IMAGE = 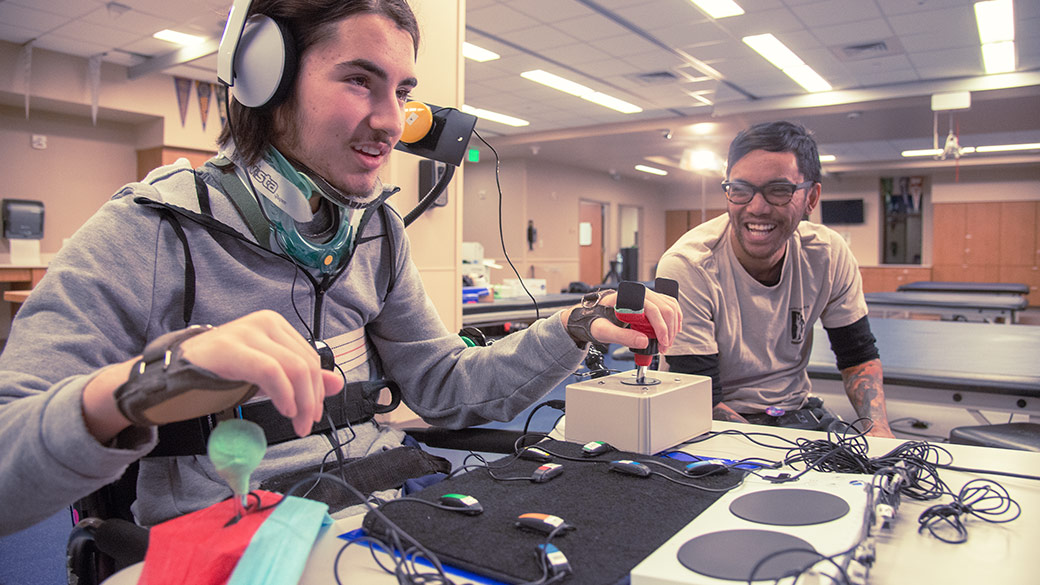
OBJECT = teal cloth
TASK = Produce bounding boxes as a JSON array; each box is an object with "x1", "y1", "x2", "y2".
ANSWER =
[{"x1": 226, "y1": 496, "x2": 333, "y2": 585}]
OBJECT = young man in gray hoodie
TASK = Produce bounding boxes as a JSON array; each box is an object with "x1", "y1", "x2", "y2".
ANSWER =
[{"x1": 0, "y1": 0, "x2": 680, "y2": 536}]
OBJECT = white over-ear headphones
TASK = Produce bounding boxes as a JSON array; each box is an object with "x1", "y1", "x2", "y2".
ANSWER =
[{"x1": 217, "y1": 0, "x2": 297, "y2": 108}]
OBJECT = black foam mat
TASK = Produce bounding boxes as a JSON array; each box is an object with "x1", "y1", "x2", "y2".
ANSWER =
[{"x1": 363, "y1": 439, "x2": 745, "y2": 585}]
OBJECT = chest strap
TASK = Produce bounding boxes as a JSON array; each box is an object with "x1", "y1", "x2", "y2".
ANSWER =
[{"x1": 148, "y1": 379, "x2": 401, "y2": 457}]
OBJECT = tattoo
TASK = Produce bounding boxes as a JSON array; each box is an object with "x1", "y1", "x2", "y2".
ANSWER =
[
  {"x1": 841, "y1": 358, "x2": 890, "y2": 431},
  {"x1": 713, "y1": 404, "x2": 748, "y2": 423}
]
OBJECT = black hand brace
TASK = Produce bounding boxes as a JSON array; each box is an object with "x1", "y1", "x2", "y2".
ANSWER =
[
  {"x1": 565, "y1": 291, "x2": 625, "y2": 347},
  {"x1": 114, "y1": 325, "x2": 258, "y2": 427}
]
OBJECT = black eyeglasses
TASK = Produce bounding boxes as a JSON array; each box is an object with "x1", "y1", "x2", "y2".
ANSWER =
[{"x1": 721, "y1": 180, "x2": 815, "y2": 206}]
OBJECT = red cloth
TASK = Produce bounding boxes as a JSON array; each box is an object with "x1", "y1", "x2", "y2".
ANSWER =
[{"x1": 139, "y1": 490, "x2": 282, "y2": 585}]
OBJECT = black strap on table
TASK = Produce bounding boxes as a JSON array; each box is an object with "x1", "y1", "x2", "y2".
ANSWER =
[{"x1": 148, "y1": 379, "x2": 401, "y2": 457}]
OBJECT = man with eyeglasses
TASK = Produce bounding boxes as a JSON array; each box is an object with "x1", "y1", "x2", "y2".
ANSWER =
[{"x1": 657, "y1": 121, "x2": 894, "y2": 438}]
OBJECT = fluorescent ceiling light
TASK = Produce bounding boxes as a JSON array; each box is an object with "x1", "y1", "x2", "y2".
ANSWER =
[
  {"x1": 896, "y1": 141, "x2": 1040, "y2": 158},
  {"x1": 689, "y1": 0, "x2": 744, "y2": 19},
  {"x1": 981, "y1": 41, "x2": 1016, "y2": 74},
  {"x1": 902, "y1": 147, "x2": 977, "y2": 157},
  {"x1": 521, "y1": 69, "x2": 642, "y2": 114},
  {"x1": 902, "y1": 148, "x2": 942, "y2": 157},
  {"x1": 975, "y1": 142, "x2": 1040, "y2": 153},
  {"x1": 460, "y1": 104, "x2": 529, "y2": 127},
  {"x1": 153, "y1": 29, "x2": 206, "y2": 46},
  {"x1": 742, "y1": 34, "x2": 832, "y2": 92},
  {"x1": 681, "y1": 149, "x2": 721, "y2": 172},
  {"x1": 521, "y1": 70, "x2": 589, "y2": 97},
  {"x1": 785, "y1": 64, "x2": 833, "y2": 93},
  {"x1": 975, "y1": 0, "x2": 1014, "y2": 44},
  {"x1": 582, "y1": 91, "x2": 643, "y2": 114},
  {"x1": 635, "y1": 164, "x2": 668, "y2": 176},
  {"x1": 688, "y1": 93, "x2": 714, "y2": 106},
  {"x1": 819, "y1": 154, "x2": 836, "y2": 162},
  {"x1": 742, "y1": 34, "x2": 802, "y2": 70},
  {"x1": 975, "y1": 0, "x2": 1016, "y2": 74},
  {"x1": 463, "y1": 42, "x2": 500, "y2": 62}
]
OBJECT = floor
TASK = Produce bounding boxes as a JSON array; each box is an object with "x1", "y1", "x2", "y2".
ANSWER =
[{"x1": 2, "y1": 316, "x2": 1036, "y2": 585}]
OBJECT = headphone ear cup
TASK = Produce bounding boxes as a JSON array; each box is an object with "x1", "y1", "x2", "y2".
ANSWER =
[{"x1": 232, "y1": 15, "x2": 297, "y2": 108}]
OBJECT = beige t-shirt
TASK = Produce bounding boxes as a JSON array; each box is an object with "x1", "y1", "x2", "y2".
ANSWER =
[{"x1": 657, "y1": 214, "x2": 867, "y2": 414}]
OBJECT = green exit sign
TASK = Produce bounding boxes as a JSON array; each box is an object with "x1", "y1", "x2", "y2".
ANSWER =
[{"x1": 467, "y1": 148, "x2": 480, "y2": 163}]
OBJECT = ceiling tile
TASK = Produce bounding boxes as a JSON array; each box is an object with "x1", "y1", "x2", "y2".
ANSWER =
[
  {"x1": 887, "y1": 7, "x2": 976, "y2": 38},
  {"x1": 721, "y1": 8, "x2": 803, "y2": 36},
  {"x1": 589, "y1": 32, "x2": 661, "y2": 58},
  {"x1": 910, "y1": 45, "x2": 983, "y2": 78},
  {"x1": 0, "y1": 3, "x2": 72, "y2": 34},
  {"x1": 52, "y1": 19, "x2": 148, "y2": 48},
  {"x1": 551, "y1": 13, "x2": 632, "y2": 42},
  {"x1": 507, "y1": 0, "x2": 594, "y2": 22},
  {"x1": 466, "y1": 5, "x2": 541, "y2": 35},
  {"x1": 498, "y1": 25, "x2": 578, "y2": 52},
  {"x1": 33, "y1": 34, "x2": 110, "y2": 58},
  {"x1": 549, "y1": 42, "x2": 615, "y2": 65},
  {"x1": 789, "y1": 0, "x2": 883, "y2": 27},
  {"x1": 811, "y1": 19, "x2": 894, "y2": 47}
]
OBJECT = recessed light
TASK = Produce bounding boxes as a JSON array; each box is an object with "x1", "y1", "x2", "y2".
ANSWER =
[{"x1": 153, "y1": 29, "x2": 206, "y2": 46}]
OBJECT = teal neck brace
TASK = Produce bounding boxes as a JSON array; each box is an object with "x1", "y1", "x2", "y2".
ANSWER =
[{"x1": 256, "y1": 148, "x2": 356, "y2": 274}]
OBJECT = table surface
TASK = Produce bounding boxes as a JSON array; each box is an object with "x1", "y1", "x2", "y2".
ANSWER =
[
  {"x1": 897, "y1": 281, "x2": 1030, "y2": 295},
  {"x1": 103, "y1": 421, "x2": 1040, "y2": 585},
  {"x1": 3, "y1": 289, "x2": 30, "y2": 303},
  {"x1": 864, "y1": 291, "x2": 1028, "y2": 310},
  {"x1": 808, "y1": 318, "x2": 1040, "y2": 397}
]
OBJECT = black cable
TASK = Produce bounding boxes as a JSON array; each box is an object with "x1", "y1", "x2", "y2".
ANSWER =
[
  {"x1": 522, "y1": 400, "x2": 565, "y2": 437},
  {"x1": 917, "y1": 478, "x2": 1021, "y2": 544},
  {"x1": 933, "y1": 462, "x2": 1040, "y2": 482},
  {"x1": 474, "y1": 129, "x2": 539, "y2": 320},
  {"x1": 280, "y1": 472, "x2": 455, "y2": 585}
]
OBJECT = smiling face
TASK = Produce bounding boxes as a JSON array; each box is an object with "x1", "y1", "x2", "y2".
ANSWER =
[
  {"x1": 272, "y1": 13, "x2": 417, "y2": 200},
  {"x1": 726, "y1": 149, "x2": 820, "y2": 283}
]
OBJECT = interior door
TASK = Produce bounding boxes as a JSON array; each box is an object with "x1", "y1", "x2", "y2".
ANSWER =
[{"x1": 579, "y1": 201, "x2": 605, "y2": 286}]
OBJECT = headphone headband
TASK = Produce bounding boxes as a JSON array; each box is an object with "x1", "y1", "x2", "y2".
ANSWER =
[{"x1": 217, "y1": 0, "x2": 296, "y2": 109}]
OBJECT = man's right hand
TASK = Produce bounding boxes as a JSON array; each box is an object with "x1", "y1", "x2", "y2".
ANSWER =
[{"x1": 83, "y1": 310, "x2": 344, "y2": 444}]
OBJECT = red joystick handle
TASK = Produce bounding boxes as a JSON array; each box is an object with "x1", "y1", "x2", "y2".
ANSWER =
[
  {"x1": 614, "y1": 311, "x2": 657, "y2": 367},
  {"x1": 613, "y1": 279, "x2": 678, "y2": 369}
]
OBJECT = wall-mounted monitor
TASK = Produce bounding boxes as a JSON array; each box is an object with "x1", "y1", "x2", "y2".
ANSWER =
[
  {"x1": 2, "y1": 199, "x2": 45, "y2": 240},
  {"x1": 820, "y1": 199, "x2": 864, "y2": 225}
]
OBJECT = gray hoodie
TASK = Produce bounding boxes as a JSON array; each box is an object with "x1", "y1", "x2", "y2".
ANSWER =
[{"x1": 0, "y1": 159, "x2": 585, "y2": 534}]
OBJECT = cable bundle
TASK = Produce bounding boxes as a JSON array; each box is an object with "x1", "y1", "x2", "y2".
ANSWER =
[{"x1": 917, "y1": 478, "x2": 1021, "y2": 544}]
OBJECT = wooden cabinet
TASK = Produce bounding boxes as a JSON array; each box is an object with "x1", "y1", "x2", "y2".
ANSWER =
[
  {"x1": 859, "y1": 266, "x2": 933, "y2": 293},
  {"x1": 932, "y1": 201, "x2": 1040, "y2": 306},
  {"x1": 664, "y1": 209, "x2": 726, "y2": 250},
  {"x1": 137, "y1": 147, "x2": 217, "y2": 180},
  {"x1": 932, "y1": 202, "x2": 1002, "y2": 267}
]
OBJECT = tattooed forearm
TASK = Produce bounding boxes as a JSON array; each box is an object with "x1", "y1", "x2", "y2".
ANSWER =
[
  {"x1": 840, "y1": 358, "x2": 893, "y2": 437},
  {"x1": 713, "y1": 403, "x2": 749, "y2": 423}
]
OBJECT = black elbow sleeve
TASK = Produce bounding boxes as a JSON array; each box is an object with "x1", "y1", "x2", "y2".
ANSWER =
[
  {"x1": 665, "y1": 354, "x2": 722, "y2": 406},
  {"x1": 825, "y1": 316, "x2": 880, "y2": 370}
]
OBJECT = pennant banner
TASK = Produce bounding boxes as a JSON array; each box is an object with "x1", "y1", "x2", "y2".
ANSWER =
[
  {"x1": 215, "y1": 84, "x2": 228, "y2": 129},
  {"x1": 174, "y1": 76, "x2": 192, "y2": 127},
  {"x1": 87, "y1": 54, "x2": 103, "y2": 126},
  {"x1": 196, "y1": 81, "x2": 212, "y2": 131},
  {"x1": 18, "y1": 40, "x2": 34, "y2": 119}
]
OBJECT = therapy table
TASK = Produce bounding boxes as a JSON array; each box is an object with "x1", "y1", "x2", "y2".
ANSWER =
[
  {"x1": 897, "y1": 280, "x2": 1030, "y2": 296},
  {"x1": 103, "y1": 422, "x2": 1040, "y2": 585},
  {"x1": 809, "y1": 317, "x2": 1040, "y2": 422},
  {"x1": 462, "y1": 292, "x2": 584, "y2": 327},
  {"x1": 864, "y1": 291, "x2": 1028, "y2": 323}
]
